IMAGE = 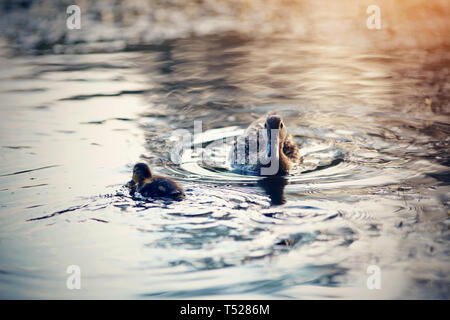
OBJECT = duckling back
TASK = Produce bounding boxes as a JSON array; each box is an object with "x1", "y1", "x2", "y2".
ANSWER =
[{"x1": 137, "y1": 176, "x2": 185, "y2": 200}]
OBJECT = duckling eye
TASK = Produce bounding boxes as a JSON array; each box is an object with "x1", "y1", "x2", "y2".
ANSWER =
[{"x1": 280, "y1": 123, "x2": 284, "y2": 128}]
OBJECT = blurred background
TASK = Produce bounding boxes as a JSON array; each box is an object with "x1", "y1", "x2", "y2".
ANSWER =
[{"x1": 1, "y1": 0, "x2": 449, "y2": 53}]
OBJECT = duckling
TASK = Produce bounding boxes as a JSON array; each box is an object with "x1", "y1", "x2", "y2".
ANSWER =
[
  {"x1": 229, "y1": 111, "x2": 301, "y2": 175},
  {"x1": 127, "y1": 163, "x2": 185, "y2": 200}
]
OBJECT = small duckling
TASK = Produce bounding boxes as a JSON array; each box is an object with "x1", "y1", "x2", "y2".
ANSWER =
[
  {"x1": 127, "y1": 163, "x2": 185, "y2": 200},
  {"x1": 229, "y1": 111, "x2": 302, "y2": 175}
]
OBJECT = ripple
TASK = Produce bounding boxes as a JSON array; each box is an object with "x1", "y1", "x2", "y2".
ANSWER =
[{"x1": 164, "y1": 120, "x2": 431, "y2": 198}]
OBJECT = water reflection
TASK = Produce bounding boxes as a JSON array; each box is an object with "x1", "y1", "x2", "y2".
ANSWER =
[{"x1": 258, "y1": 176, "x2": 288, "y2": 205}]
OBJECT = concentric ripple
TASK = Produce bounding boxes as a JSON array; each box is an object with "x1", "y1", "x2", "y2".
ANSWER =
[{"x1": 163, "y1": 113, "x2": 440, "y2": 196}]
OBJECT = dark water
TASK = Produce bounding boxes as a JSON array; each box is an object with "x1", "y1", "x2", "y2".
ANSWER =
[{"x1": 0, "y1": 2, "x2": 449, "y2": 299}]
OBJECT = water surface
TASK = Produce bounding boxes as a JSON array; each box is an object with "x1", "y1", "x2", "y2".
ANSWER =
[{"x1": 0, "y1": 3, "x2": 449, "y2": 299}]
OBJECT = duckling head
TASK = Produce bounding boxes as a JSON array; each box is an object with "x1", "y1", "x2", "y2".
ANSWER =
[
  {"x1": 132, "y1": 163, "x2": 152, "y2": 185},
  {"x1": 264, "y1": 115, "x2": 288, "y2": 158}
]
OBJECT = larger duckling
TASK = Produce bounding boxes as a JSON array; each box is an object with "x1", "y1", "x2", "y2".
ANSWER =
[
  {"x1": 229, "y1": 111, "x2": 301, "y2": 175},
  {"x1": 127, "y1": 163, "x2": 185, "y2": 200}
]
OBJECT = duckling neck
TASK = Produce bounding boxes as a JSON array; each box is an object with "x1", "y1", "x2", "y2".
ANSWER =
[
  {"x1": 264, "y1": 141, "x2": 290, "y2": 175},
  {"x1": 265, "y1": 134, "x2": 290, "y2": 175},
  {"x1": 278, "y1": 143, "x2": 290, "y2": 174},
  {"x1": 137, "y1": 177, "x2": 152, "y2": 188}
]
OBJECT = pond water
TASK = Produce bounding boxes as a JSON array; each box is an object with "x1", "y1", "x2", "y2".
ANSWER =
[{"x1": 0, "y1": 2, "x2": 449, "y2": 299}]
